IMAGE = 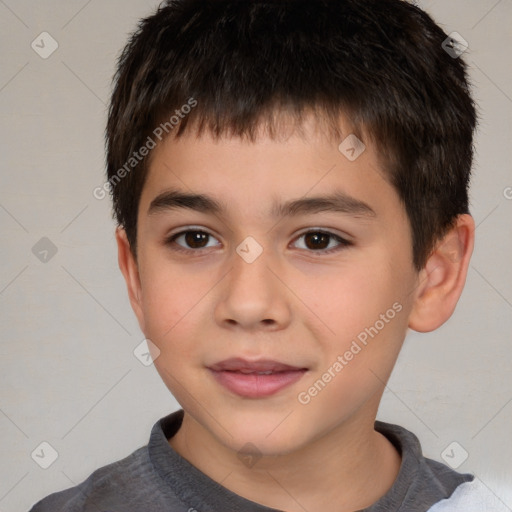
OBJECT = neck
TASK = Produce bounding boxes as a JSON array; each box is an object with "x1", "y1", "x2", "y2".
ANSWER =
[{"x1": 169, "y1": 402, "x2": 401, "y2": 512}]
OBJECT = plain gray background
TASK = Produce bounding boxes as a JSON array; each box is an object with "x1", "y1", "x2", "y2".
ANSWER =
[{"x1": 0, "y1": 1, "x2": 511, "y2": 510}]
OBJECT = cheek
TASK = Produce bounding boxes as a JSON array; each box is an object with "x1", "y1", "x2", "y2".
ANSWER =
[
  {"x1": 138, "y1": 258, "x2": 200, "y2": 352},
  {"x1": 300, "y1": 262, "x2": 401, "y2": 337},
  {"x1": 298, "y1": 260, "x2": 411, "y2": 395},
  {"x1": 137, "y1": 251, "x2": 227, "y2": 364}
]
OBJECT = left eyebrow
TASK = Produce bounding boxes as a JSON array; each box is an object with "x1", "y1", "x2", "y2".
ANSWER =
[
  {"x1": 272, "y1": 192, "x2": 376, "y2": 219},
  {"x1": 147, "y1": 188, "x2": 376, "y2": 219}
]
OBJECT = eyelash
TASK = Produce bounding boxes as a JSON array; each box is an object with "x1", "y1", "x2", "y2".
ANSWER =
[{"x1": 164, "y1": 228, "x2": 353, "y2": 256}]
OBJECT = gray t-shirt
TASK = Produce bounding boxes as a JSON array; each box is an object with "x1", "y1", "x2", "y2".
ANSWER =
[{"x1": 29, "y1": 409, "x2": 473, "y2": 512}]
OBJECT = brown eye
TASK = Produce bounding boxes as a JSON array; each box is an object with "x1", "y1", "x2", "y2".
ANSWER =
[
  {"x1": 293, "y1": 230, "x2": 352, "y2": 254},
  {"x1": 304, "y1": 232, "x2": 331, "y2": 250},
  {"x1": 183, "y1": 231, "x2": 209, "y2": 248},
  {"x1": 166, "y1": 230, "x2": 220, "y2": 252}
]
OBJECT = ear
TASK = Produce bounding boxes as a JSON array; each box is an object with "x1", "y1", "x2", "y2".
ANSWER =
[
  {"x1": 408, "y1": 214, "x2": 475, "y2": 332},
  {"x1": 115, "y1": 227, "x2": 146, "y2": 333}
]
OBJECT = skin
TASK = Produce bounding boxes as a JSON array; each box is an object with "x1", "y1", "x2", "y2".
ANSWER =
[{"x1": 116, "y1": 114, "x2": 475, "y2": 512}]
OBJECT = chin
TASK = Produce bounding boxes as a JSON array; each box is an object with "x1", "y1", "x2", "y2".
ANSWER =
[{"x1": 210, "y1": 406, "x2": 315, "y2": 456}]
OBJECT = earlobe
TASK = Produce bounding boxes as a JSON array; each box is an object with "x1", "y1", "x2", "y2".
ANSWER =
[
  {"x1": 408, "y1": 214, "x2": 475, "y2": 333},
  {"x1": 115, "y1": 227, "x2": 146, "y2": 333}
]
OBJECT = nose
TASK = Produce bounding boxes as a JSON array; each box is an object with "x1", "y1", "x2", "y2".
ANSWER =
[{"x1": 214, "y1": 240, "x2": 292, "y2": 332}]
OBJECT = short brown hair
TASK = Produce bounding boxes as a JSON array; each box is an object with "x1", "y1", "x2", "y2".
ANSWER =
[{"x1": 106, "y1": 0, "x2": 477, "y2": 269}]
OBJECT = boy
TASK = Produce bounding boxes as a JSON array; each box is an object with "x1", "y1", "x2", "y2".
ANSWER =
[{"x1": 30, "y1": 0, "x2": 507, "y2": 510}]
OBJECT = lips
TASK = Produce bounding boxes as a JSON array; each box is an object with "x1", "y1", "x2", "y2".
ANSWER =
[
  {"x1": 209, "y1": 358, "x2": 305, "y2": 373},
  {"x1": 208, "y1": 358, "x2": 308, "y2": 398}
]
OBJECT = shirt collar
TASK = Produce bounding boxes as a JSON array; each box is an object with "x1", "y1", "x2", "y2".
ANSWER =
[{"x1": 148, "y1": 410, "x2": 472, "y2": 512}]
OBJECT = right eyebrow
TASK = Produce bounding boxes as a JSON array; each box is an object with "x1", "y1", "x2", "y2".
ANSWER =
[{"x1": 148, "y1": 189, "x2": 224, "y2": 216}]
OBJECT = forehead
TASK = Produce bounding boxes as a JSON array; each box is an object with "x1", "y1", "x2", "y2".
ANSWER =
[{"x1": 139, "y1": 114, "x2": 398, "y2": 223}]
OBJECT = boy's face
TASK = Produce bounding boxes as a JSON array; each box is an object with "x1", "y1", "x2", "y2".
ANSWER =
[{"x1": 121, "y1": 115, "x2": 422, "y2": 455}]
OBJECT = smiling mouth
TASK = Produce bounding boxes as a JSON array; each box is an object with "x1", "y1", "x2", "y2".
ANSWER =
[{"x1": 208, "y1": 358, "x2": 308, "y2": 398}]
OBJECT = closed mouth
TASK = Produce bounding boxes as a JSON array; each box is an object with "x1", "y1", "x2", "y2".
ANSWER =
[{"x1": 208, "y1": 357, "x2": 308, "y2": 374}]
